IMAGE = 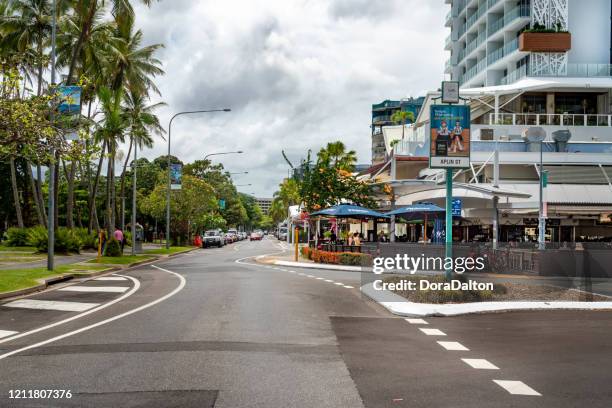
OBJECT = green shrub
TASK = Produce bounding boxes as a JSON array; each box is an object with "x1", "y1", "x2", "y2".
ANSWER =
[
  {"x1": 75, "y1": 228, "x2": 97, "y2": 250},
  {"x1": 6, "y1": 227, "x2": 29, "y2": 246},
  {"x1": 338, "y1": 252, "x2": 372, "y2": 266},
  {"x1": 27, "y1": 226, "x2": 82, "y2": 253},
  {"x1": 104, "y1": 238, "x2": 122, "y2": 257}
]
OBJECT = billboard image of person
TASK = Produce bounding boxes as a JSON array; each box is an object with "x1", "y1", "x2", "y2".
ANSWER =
[{"x1": 430, "y1": 104, "x2": 470, "y2": 168}]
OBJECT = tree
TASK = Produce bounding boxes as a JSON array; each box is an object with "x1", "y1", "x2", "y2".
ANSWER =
[
  {"x1": 140, "y1": 173, "x2": 219, "y2": 244},
  {"x1": 299, "y1": 142, "x2": 375, "y2": 212},
  {"x1": 390, "y1": 110, "x2": 415, "y2": 140},
  {"x1": 269, "y1": 178, "x2": 299, "y2": 224}
]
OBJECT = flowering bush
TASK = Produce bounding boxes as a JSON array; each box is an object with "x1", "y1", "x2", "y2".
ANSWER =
[{"x1": 301, "y1": 247, "x2": 371, "y2": 266}]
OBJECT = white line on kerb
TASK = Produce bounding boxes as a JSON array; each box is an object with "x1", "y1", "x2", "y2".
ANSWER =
[
  {"x1": 0, "y1": 330, "x2": 18, "y2": 339},
  {"x1": 58, "y1": 286, "x2": 129, "y2": 293},
  {"x1": 493, "y1": 380, "x2": 541, "y2": 396},
  {"x1": 3, "y1": 299, "x2": 99, "y2": 312},
  {"x1": 0, "y1": 274, "x2": 139, "y2": 346},
  {"x1": 0, "y1": 266, "x2": 185, "y2": 360}
]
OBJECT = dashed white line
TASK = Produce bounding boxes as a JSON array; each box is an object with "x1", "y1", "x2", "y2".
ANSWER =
[
  {"x1": 493, "y1": 380, "x2": 541, "y2": 396},
  {"x1": 419, "y1": 328, "x2": 446, "y2": 336},
  {"x1": 324, "y1": 279, "x2": 334, "y2": 283},
  {"x1": 334, "y1": 282, "x2": 344, "y2": 286},
  {"x1": 58, "y1": 286, "x2": 129, "y2": 293},
  {"x1": 462, "y1": 359, "x2": 499, "y2": 370},
  {"x1": 343, "y1": 285, "x2": 354, "y2": 289},
  {"x1": 3, "y1": 299, "x2": 100, "y2": 312},
  {"x1": 405, "y1": 318, "x2": 428, "y2": 324},
  {"x1": 306, "y1": 275, "x2": 315, "y2": 278},
  {"x1": 316, "y1": 277, "x2": 324, "y2": 280},
  {"x1": 0, "y1": 330, "x2": 18, "y2": 339},
  {"x1": 437, "y1": 341, "x2": 469, "y2": 351}
]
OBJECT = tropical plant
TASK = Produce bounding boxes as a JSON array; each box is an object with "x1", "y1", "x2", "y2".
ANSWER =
[{"x1": 390, "y1": 110, "x2": 415, "y2": 140}]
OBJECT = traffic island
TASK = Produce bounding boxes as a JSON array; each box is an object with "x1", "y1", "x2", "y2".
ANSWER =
[{"x1": 362, "y1": 275, "x2": 612, "y2": 317}]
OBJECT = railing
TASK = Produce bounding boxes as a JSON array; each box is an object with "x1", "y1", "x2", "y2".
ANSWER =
[
  {"x1": 500, "y1": 64, "x2": 527, "y2": 84},
  {"x1": 445, "y1": 34, "x2": 452, "y2": 49},
  {"x1": 462, "y1": 58, "x2": 486, "y2": 83},
  {"x1": 445, "y1": 59, "x2": 453, "y2": 72},
  {"x1": 487, "y1": 38, "x2": 519, "y2": 66},
  {"x1": 458, "y1": 31, "x2": 486, "y2": 62},
  {"x1": 487, "y1": 113, "x2": 612, "y2": 127},
  {"x1": 501, "y1": 63, "x2": 612, "y2": 85},
  {"x1": 445, "y1": 9, "x2": 453, "y2": 25}
]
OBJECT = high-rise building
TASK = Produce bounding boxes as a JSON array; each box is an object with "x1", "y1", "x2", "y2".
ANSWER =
[
  {"x1": 446, "y1": 0, "x2": 611, "y2": 90},
  {"x1": 371, "y1": 98, "x2": 424, "y2": 164}
]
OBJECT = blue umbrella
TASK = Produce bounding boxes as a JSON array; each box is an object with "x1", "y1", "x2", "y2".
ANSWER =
[
  {"x1": 311, "y1": 204, "x2": 390, "y2": 219},
  {"x1": 386, "y1": 204, "x2": 445, "y2": 220}
]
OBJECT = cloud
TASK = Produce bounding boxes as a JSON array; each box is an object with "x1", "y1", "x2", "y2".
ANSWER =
[{"x1": 129, "y1": 0, "x2": 447, "y2": 196}]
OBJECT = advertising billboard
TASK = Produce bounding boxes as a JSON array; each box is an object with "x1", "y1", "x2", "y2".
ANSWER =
[
  {"x1": 170, "y1": 163, "x2": 182, "y2": 190},
  {"x1": 429, "y1": 104, "x2": 470, "y2": 169}
]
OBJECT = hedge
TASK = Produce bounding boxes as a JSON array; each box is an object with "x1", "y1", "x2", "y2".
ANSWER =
[{"x1": 301, "y1": 247, "x2": 371, "y2": 266}]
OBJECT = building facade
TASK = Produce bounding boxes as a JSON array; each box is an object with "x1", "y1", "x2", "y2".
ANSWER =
[
  {"x1": 371, "y1": 98, "x2": 424, "y2": 164},
  {"x1": 256, "y1": 198, "x2": 273, "y2": 215}
]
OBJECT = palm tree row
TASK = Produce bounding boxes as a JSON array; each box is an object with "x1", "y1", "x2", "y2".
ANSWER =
[{"x1": 0, "y1": 0, "x2": 165, "y2": 236}]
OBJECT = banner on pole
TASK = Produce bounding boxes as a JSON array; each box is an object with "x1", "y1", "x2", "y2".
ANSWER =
[
  {"x1": 57, "y1": 86, "x2": 82, "y2": 114},
  {"x1": 170, "y1": 164, "x2": 182, "y2": 190},
  {"x1": 429, "y1": 104, "x2": 471, "y2": 169}
]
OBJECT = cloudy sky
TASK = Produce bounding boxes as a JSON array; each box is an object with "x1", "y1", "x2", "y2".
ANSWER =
[{"x1": 132, "y1": 0, "x2": 447, "y2": 197}]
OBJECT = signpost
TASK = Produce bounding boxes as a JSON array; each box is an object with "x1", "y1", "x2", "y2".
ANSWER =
[
  {"x1": 430, "y1": 86, "x2": 471, "y2": 280},
  {"x1": 170, "y1": 163, "x2": 182, "y2": 190}
]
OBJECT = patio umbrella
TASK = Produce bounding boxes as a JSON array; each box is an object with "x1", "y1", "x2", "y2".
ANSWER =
[
  {"x1": 386, "y1": 204, "x2": 445, "y2": 243},
  {"x1": 311, "y1": 204, "x2": 390, "y2": 219}
]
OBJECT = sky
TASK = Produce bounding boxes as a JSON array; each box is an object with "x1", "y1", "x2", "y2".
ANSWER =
[{"x1": 132, "y1": 0, "x2": 447, "y2": 197}]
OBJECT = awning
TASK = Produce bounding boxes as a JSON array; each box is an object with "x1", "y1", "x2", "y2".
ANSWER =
[{"x1": 310, "y1": 204, "x2": 390, "y2": 219}]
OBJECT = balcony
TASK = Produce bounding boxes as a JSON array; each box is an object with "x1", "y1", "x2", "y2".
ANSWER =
[
  {"x1": 445, "y1": 59, "x2": 453, "y2": 73},
  {"x1": 487, "y1": 113, "x2": 612, "y2": 127},
  {"x1": 462, "y1": 58, "x2": 487, "y2": 83},
  {"x1": 445, "y1": 10, "x2": 453, "y2": 27},
  {"x1": 488, "y1": 5, "x2": 530, "y2": 37},
  {"x1": 501, "y1": 63, "x2": 612, "y2": 85},
  {"x1": 445, "y1": 34, "x2": 452, "y2": 50},
  {"x1": 458, "y1": 31, "x2": 486, "y2": 63},
  {"x1": 487, "y1": 38, "x2": 519, "y2": 66}
]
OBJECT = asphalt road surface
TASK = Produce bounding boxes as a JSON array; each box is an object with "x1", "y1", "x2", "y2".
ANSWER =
[{"x1": 0, "y1": 237, "x2": 611, "y2": 407}]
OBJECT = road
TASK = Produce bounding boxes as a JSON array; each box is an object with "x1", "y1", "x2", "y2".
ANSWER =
[{"x1": 0, "y1": 237, "x2": 611, "y2": 407}]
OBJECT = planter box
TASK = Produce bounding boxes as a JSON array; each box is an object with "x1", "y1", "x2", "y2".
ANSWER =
[{"x1": 519, "y1": 32, "x2": 571, "y2": 52}]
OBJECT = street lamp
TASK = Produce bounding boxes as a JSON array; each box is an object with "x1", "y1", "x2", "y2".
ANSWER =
[
  {"x1": 47, "y1": 0, "x2": 57, "y2": 271},
  {"x1": 166, "y1": 109, "x2": 231, "y2": 249},
  {"x1": 204, "y1": 151, "x2": 243, "y2": 161},
  {"x1": 229, "y1": 171, "x2": 249, "y2": 175}
]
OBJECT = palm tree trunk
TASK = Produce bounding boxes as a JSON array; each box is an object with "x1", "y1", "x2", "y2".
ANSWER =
[
  {"x1": 66, "y1": 4, "x2": 98, "y2": 85},
  {"x1": 119, "y1": 137, "x2": 134, "y2": 231},
  {"x1": 89, "y1": 140, "x2": 106, "y2": 232},
  {"x1": 26, "y1": 160, "x2": 45, "y2": 225},
  {"x1": 66, "y1": 160, "x2": 76, "y2": 228},
  {"x1": 9, "y1": 157, "x2": 24, "y2": 228},
  {"x1": 37, "y1": 34, "x2": 43, "y2": 96}
]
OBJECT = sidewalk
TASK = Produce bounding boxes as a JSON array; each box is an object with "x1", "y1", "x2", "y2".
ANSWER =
[{"x1": 255, "y1": 253, "x2": 369, "y2": 272}]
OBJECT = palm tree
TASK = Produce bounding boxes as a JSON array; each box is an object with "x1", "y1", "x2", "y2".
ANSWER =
[
  {"x1": 118, "y1": 87, "x2": 165, "y2": 229},
  {"x1": 390, "y1": 110, "x2": 415, "y2": 140},
  {"x1": 317, "y1": 141, "x2": 357, "y2": 171},
  {"x1": 95, "y1": 86, "x2": 126, "y2": 235}
]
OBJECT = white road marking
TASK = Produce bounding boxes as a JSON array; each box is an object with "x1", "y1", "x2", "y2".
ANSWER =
[
  {"x1": 316, "y1": 277, "x2": 325, "y2": 280},
  {"x1": 343, "y1": 285, "x2": 354, "y2": 289},
  {"x1": 462, "y1": 359, "x2": 499, "y2": 370},
  {"x1": 419, "y1": 328, "x2": 446, "y2": 336},
  {"x1": 405, "y1": 318, "x2": 428, "y2": 324},
  {"x1": 334, "y1": 282, "x2": 344, "y2": 286},
  {"x1": 324, "y1": 279, "x2": 334, "y2": 283},
  {"x1": 0, "y1": 330, "x2": 18, "y2": 339},
  {"x1": 437, "y1": 341, "x2": 469, "y2": 351},
  {"x1": 298, "y1": 273, "x2": 306, "y2": 276},
  {"x1": 493, "y1": 380, "x2": 541, "y2": 396},
  {"x1": 0, "y1": 266, "x2": 185, "y2": 361},
  {"x1": 94, "y1": 277, "x2": 127, "y2": 281},
  {"x1": 3, "y1": 299, "x2": 100, "y2": 312},
  {"x1": 0, "y1": 275, "x2": 139, "y2": 345},
  {"x1": 306, "y1": 275, "x2": 315, "y2": 278},
  {"x1": 58, "y1": 286, "x2": 129, "y2": 293}
]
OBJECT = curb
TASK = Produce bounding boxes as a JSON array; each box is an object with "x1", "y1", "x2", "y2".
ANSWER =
[
  {"x1": 274, "y1": 260, "x2": 369, "y2": 272},
  {"x1": 360, "y1": 282, "x2": 612, "y2": 317}
]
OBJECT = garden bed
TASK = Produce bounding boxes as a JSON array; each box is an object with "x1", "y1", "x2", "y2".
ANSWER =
[{"x1": 383, "y1": 275, "x2": 610, "y2": 304}]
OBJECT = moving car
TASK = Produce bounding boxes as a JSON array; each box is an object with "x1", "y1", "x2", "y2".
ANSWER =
[
  {"x1": 202, "y1": 229, "x2": 225, "y2": 248},
  {"x1": 278, "y1": 227, "x2": 288, "y2": 241},
  {"x1": 249, "y1": 230, "x2": 263, "y2": 241}
]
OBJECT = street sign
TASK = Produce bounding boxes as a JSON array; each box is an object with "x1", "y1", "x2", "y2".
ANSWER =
[
  {"x1": 452, "y1": 198, "x2": 462, "y2": 217},
  {"x1": 429, "y1": 104, "x2": 471, "y2": 169},
  {"x1": 170, "y1": 163, "x2": 182, "y2": 190},
  {"x1": 441, "y1": 81, "x2": 460, "y2": 104}
]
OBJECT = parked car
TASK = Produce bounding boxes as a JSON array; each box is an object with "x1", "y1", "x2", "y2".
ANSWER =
[
  {"x1": 278, "y1": 227, "x2": 288, "y2": 241},
  {"x1": 202, "y1": 229, "x2": 225, "y2": 248},
  {"x1": 224, "y1": 233, "x2": 236, "y2": 244}
]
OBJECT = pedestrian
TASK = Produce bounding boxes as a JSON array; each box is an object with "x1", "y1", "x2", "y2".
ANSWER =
[
  {"x1": 114, "y1": 227, "x2": 124, "y2": 253},
  {"x1": 353, "y1": 232, "x2": 361, "y2": 246},
  {"x1": 330, "y1": 229, "x2": 337, "y2": 243},
  {"x1": 99, "y1": 229, "x2": 107, "y2": 256}
]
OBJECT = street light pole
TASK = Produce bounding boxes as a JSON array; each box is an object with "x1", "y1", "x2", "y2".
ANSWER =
[
  {"x1": 538, "y1": 139, "x2": 545, "y2": 250},
  {"x1": 47, "y1": 0, "x2": 57, "y2": 271},
  {"x1": 166, "y1": 109, "x2": 231, "y2": 249},
  {"x1": 131, "y1": 143, "x2": 137, "y2": 256}
]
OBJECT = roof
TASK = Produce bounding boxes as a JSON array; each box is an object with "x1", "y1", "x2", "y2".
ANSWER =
[{"x1": 461, "y1": 77, "x2": 612, "y2": 97}]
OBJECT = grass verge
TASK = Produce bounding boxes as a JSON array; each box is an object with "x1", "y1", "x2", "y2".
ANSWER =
[
  {"x1": 143, "y1": 246, "x2": 195, "y2": 255},
  {"x1": 0, "y1": 245, "x2": 36, "y2": 253},
  {"x1": 0, "y1": 264, "x2": 109, "y2": 294},
  {"x1": 86, "y1": 255, "x2": 154, "y2": 265}
]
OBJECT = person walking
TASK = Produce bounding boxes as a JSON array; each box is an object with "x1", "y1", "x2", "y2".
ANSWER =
[{"x1": 114, "y1": 227, "x2": 125, "y2": 253}]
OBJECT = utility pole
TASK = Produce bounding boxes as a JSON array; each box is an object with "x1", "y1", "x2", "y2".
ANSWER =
[{"x1": 47, "y1": 0, "x2": 57, "y2": 271}]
